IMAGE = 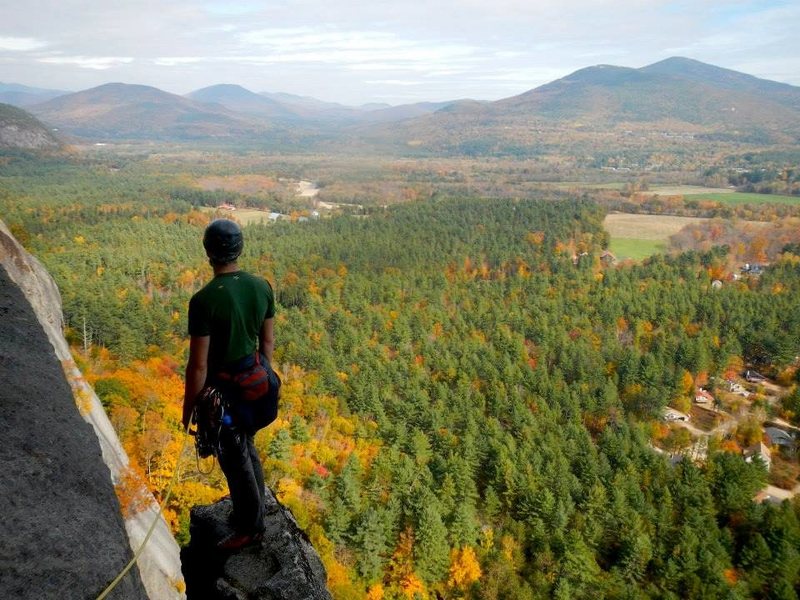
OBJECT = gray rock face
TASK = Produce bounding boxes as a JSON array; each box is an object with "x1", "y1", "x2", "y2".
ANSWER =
[
  {"x1": 0, "y1": 103, "x2": 61, "y2": 150},
  {"x1": 0, "y1": 264, "x2": 148, "y2": 600},
  {"x1": 182, "y1": 489, "x2": 332, "y2": 600},
  {"x1": 0, "y1": 219, "x2": 186, "y2": 599}
]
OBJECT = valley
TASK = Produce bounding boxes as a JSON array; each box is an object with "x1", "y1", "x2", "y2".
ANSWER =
[{"x1": 1, "y1": 55, "x2": 799, "y2": 600}]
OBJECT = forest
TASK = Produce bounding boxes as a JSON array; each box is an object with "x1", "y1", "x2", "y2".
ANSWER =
[{"x1": 1, "y1": 151, "x2": 799, "y2": 599}]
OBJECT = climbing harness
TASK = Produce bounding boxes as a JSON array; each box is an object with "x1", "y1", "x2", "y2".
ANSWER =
[
  {"x1": 193, "y1": 386, "x2": 228, "y2": 459},
  {"x1": 193, "y1": 385, "x2": 229, "y2": 474}
]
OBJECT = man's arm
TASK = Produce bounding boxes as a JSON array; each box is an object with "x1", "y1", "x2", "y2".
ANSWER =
[
  {"x1": 183, "y1": 335, "x2": 210, "y2": 429},
  {"x1": 259, "y1": 317, "x2": 275, "y2": 364}
]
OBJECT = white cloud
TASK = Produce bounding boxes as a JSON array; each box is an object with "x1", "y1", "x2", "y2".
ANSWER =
[
  {"x1": 38, "y1": 56, "x2": 134, "y2": 70},
  {"x1": 0, "y1": 36, "x2": 48, "y2": 51},
  {"x1": 0, "y1": 0, "x2": 797, "y2": 103},
  {"x1": 365, "y1": 79, "x2": 425, "y2": 86},
  {"x1": 154, "y1": 57, "x2": 206, "y2": 66}
]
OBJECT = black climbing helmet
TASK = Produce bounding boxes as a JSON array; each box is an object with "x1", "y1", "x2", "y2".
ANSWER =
[{"x1": 203, "y1": 219, "x2": 243, "y2": 265}]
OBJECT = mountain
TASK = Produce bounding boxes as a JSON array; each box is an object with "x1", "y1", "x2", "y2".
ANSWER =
[
  {"x1": 377, "y1": 57, "x2": 800, "y2": 152},
  {"x1": 187, "y1": 84, "x2": 299, "y2": 119},
  {"x1": 0, "y1": 103, "x2": 61, "y2": 150},
  {"x1": 29, "y1": 82, "x2": 269, "y2": 140},
  {"x1": 494, "y1": 58, "x2": 800, "y2": 131},
  {"x1": 259, "y1": 90, "x2": 464, "y2": 124},
  {"x1": 258, "y1": 91, "x2": 359, "y2": 121},
  {"x1": 641, "y1": 57, "x2": 800, "y2": 109},
  {"x1": 0, "y1": 82, "x2": 69, "y2": 107},
  {"x1": 356, "y1": 100, "x2": 462, "y2": 124}
]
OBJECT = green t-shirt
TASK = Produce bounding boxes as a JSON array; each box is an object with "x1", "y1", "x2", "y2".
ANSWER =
[{"x1": 188, "y1": 270, "x2": 275, "y2": 372}]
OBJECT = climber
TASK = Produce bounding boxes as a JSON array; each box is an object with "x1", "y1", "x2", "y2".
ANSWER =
[{"x1": 182, "y1": 218, "x2": 279, "y2": 550}]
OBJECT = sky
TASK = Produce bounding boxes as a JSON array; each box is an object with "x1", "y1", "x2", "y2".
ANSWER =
[{"x1": 0, "y1": 0, "x2": 798, "y2": 106}]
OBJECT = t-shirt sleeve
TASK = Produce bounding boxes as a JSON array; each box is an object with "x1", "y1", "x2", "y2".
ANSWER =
[
  {"x1": 188, "y1": 295, "x2": 211, "y2": 337},
  {"x1": 264, "y1": 280, "x2": 276, "y2": 320}
]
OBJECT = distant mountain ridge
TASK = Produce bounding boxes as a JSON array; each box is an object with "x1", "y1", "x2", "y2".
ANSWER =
[
  {"x1": 11, "y1": 57, "x2": 800, "y2": 146},
  {"x1": 187, "y1": 84, "x2": 299, "y2": 119},
  {"x1": 29, "y1": 82, "x2": 269, "y2": 140},
  {"x1": 378, "y1": 57, "x2": 800, "y2": 152},
  {"x1": 0, "y1": 82, "x2": 69, "y2": 107},
  {"x1": 493, "y1": 57, "x2": 800, "y2": 128}
]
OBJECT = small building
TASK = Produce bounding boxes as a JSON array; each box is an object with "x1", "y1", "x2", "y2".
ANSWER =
[
  {"x1": 726, "y1": 380, "x2": 751, "y2": 397},
  {"x1": 765, "y1": 427, "x2": 795, "y2": 449},
  {"x1": 694, "y1": 389, "x2": 714, "y2": 405},
  {"x1": 744, "y1": 442, "x2": 772, "y2": 471},
  {"x1": 600, "y1": 250, "x2": 617, "y2": 265},
  {"x1": 741, "y1": 263, "x2": 765, "y2": 275},
  {"x1": 663, "y1": 408, "x2": 690, "y2": 422},
  {"x1": 744, "y1": 370, "x2": 767, "y2": 383}
]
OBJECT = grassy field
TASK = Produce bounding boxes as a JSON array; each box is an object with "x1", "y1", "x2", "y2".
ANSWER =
[
  {"x1": 199, "y1": 206, "x2": 275, "y2": 225},
  {"x1": 647, "y1": 185, "x2": 734, "y2": 196},
  {"x1": 687, "y1": 192, "x2": 800, "y2": 205},
  {"x1": 544, "y1": 181, "x2": 627, "y2": 190},
  {"x1": 604, "y1": 213, "x2": 707, "y2": 240},
  {"x1": 608, "y1": 238, "x2": 667, "y2": 261},
  {"x1": 604, "y1": 213, "x2": 708, "y2": 260}
]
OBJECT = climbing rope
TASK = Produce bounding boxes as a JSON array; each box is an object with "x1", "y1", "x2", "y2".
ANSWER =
[{"x1": 95, "y1": 421, "x2": 192, "y2": 600}]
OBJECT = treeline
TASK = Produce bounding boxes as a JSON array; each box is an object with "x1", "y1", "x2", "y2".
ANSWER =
[{"x1": 2, "y1": 156, "x2": 800, "y2": 598}]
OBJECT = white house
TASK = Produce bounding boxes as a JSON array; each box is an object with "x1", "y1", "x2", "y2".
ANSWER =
[
  {"x1": 744, "y1": 442, "x2": 772, "y2": 471},
  {"x1": 694, "y1": 389, "x2": 714, "y2": 405}
]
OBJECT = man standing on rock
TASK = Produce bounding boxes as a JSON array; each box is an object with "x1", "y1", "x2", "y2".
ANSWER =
[{"x1": 182, "y1": 218, "x2": 278, "y2": 550}]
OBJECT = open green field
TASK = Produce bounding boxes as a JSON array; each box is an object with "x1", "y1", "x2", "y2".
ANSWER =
[
  {"x1": 604, "y1": 213, "x2": 707, "y2": 240},
  {"x1": 199, "y1": 206, "x2": 275, "y2": 225},
  {"x1": 687, "y1": 192, "x2": 800, "y2": 205},
  {"x1": 609, "y1": 238, "x2": 667, "y2": 261},
  {"x1": 544, "y1": 181, "x2": 627, "y2": 190},
  {"x1": 647, "y1": 185, "x2": 734, "y2": 196},
  {"x1": 604, "y1": 213, "x2": 708, "y2": 260}
]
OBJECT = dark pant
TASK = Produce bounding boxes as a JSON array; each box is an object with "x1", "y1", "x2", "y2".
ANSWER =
[{"x1": 218, "y1": 426, "x2": 266, "y2": 534}]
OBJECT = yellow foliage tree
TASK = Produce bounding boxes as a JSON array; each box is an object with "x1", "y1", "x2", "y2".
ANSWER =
[{"x1": 448, "y1": 546, "x2": 482, "y2": 590}]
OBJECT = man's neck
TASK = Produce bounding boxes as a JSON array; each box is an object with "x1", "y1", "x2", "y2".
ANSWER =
[{"x1": 213, "y1": 261, "x2": 240, "y2": 276}]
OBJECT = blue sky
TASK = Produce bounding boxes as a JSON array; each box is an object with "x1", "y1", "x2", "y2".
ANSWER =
[{"x1": 0, "y1": 0, "x2": 797, "y2": 105}]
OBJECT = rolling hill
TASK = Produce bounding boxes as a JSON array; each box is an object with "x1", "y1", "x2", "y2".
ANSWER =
[
  {"x1": 29, "y1": 83, "x2": 270, "y2": 140},
  {"x1": 372, "y1": 57, "x2": 800, "y2": 153},
  {"x1": 12, "y1": 57, "x2": 800, "y2": 148},
  {"x1": 187, "y1": 84, "x2": 299, "y2": 119},
  {"x1": 0, "y1": 103, "x2": 61, "y2": 150},
  {"x1": 495, "y1": 59, "x2": 800, "y2": 129},
  {"x1": 0, "y1": 83, "x2": 69, "y2": 107}
]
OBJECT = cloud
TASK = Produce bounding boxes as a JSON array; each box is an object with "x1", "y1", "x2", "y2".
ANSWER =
[
  {"x1": 154, "y1": 57, "x2": 205, "y2": 67},
  {"x1": 38, "y1": 56, "x2": 134, "y2": 70},
  {"x1": 0, "y1": 36, "x2": 48, "y2": 51},
  {"x1": 233, "y1": 26, "x2": 482, "y2": 75},
  {"x1": 365, "y1": 79, "x2": 425, "y2": 86},
  {"x1": 0, "y1": 0, "x2": 797, "y2": 103}
]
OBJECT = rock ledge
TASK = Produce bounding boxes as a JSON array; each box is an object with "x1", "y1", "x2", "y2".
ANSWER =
[{"x1": 182, "y1": 488, "x2": 331, "y2": 600}]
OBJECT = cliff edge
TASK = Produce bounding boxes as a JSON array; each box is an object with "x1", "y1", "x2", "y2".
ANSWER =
[
  {"x1": 0, "y1": 264, "x2": 147, "y2": 598},
  {"x1": 182, "y1": 489, "x2": 332, "y2": 600},
  {"x1": 0, "y1": 219, "x2": 185, "y2": 599}
]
